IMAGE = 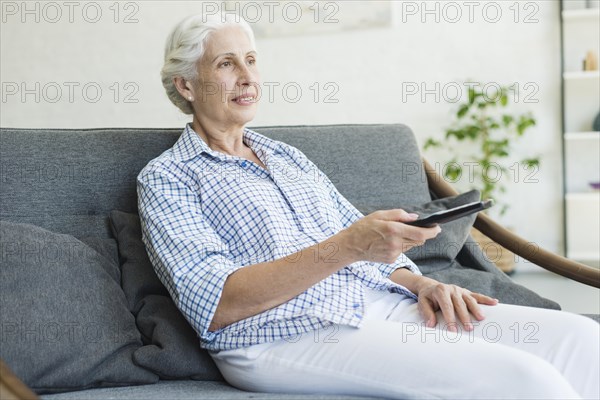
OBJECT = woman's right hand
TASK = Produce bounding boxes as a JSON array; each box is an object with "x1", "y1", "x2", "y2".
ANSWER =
[{"x1": 339, "y1": 209, "x2": 442, "y2": 264}]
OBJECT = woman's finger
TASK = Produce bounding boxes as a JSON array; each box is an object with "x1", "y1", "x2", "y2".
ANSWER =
[
  {"x1": 471, "y1": 292, "x2": 500, "y2": 306},
  {"x1": 435, "y1": 288, "x2": 458, "y2": 332},
  {"x1": 402, "y1": 225, "x2": 441, "y2": 242},
  {"x1": 463, "y1": 293, "x2": 486, "y2": 321},
  {"x1": 452, "y1": 291, "x2": 473, "y2": 331},
  {"x1": 401, "y1": 239, "x2": 424, "y2": 252},
  {"x1": 418, "y1": 297, "x2": 438, "y2": 328}
]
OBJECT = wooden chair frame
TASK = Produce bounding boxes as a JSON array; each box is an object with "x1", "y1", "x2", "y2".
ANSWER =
[{"x1": 0, "y1": 361, "x2": 39, "y2": 400}]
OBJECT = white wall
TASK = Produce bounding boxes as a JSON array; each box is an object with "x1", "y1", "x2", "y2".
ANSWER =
[{"x1": 0, "y1": 1, "x2": 563, "y2": 265}]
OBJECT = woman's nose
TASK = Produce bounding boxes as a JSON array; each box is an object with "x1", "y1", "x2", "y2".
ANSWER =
[{"x1": 237, "y1": 63, "x2": 256, "y2": 86}]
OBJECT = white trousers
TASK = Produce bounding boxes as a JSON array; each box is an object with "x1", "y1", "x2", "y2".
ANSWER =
[{"x1": 209, "y1": 287, "x2": 600, "y2": 399}]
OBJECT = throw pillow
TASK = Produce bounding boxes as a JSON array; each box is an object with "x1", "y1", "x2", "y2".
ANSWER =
[
  {"x1": 109, "y1": 210, "x2": 223, "y2": 381},
  {"x1": 0, "y1": 221, "x2": 158, "y2": 394},
  {"x1": 402, "y1": 189, "x2": 481, "y2": 274},
  {"x1": 79, "y1": 237, "x2": 120, "y2": 268}
]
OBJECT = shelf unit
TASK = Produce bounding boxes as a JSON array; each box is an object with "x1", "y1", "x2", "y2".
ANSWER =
[
  {"x1": 560, "y1": 2, "x2": 600, "y2": 265},
  {"x1": 562, "y1": 7, "x2": 600, "y2": 20},
  {"x1": 563, "y1": 71, "x2": 600, "y2": 80}
]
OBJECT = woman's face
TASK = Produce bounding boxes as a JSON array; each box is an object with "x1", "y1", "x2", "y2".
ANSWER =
[{"x1": 193, "y1": 25, "x2": 260, "y2": 129}]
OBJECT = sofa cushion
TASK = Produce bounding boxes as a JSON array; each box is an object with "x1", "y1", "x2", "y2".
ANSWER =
[
  {"x1": 109, "y1": 211, "x2": 223, "y2": 381},
  {"x1": 0, "y1": 221, "x2": 158, "y2": 394}
]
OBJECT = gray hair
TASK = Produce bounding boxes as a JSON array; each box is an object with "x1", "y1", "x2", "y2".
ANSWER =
[{"x1": 161, "y1": 13, "x2": 256, "y2": 115}]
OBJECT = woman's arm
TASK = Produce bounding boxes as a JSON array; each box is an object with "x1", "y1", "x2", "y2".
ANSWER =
[
  {"x1": 209, "y1": 230, "x2": 354, "y2": 331},
  {"x1": 210, "y1": 209, "x2": 441, "y2": 331}
]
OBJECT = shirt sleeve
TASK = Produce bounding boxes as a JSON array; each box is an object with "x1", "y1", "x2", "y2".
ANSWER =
[
  {"x1": 137, "y1": 163, "x2": 245, "y2": 345},
  {"x1": 297, "y1": 150, "x2": 421, "y2": 278}
]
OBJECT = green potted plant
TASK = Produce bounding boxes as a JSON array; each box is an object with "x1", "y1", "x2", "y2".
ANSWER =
[{"x1": 423, "y1": 84, "x2": 539, "y2": 273}]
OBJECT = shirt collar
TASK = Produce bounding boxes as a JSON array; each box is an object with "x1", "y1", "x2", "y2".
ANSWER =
[{"x1": 172, "y1": 123, "x2": 283, "y2": 162}]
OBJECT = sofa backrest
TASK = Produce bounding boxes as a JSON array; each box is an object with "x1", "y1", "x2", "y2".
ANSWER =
[{"x1": 0, "y1": 124, "x2": 430, "y2": 238}]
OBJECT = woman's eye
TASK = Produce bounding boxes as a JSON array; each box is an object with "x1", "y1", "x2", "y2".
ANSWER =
[
  {"x1": 219, "y1": 61, "x2": 231, "y2": 68},
  {"x1": 248, "y1": 59, "x2": 256, "y2": 65}
]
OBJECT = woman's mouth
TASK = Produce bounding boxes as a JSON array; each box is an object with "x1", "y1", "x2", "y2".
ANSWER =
[{"x1": 232, "y1": 95, "x2": 256, "y2": 105}]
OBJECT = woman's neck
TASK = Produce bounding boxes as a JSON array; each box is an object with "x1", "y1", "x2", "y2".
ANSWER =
[{"x1": 191, "y1": 117, "x2": 248, "y2": 156}]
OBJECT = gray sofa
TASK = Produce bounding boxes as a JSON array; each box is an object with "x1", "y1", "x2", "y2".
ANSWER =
[{"x1": 1, "y1": 124, "x2": 597, "y2": 400}]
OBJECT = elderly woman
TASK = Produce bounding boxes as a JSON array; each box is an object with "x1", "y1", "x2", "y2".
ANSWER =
[{"x1": 137, "y1": 13, "x2": 599, "y2": 400}]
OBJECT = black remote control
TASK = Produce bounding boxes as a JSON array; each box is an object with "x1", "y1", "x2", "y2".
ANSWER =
[{"x1": 406, "y1": 199, "x2": 494, "y2": 228}]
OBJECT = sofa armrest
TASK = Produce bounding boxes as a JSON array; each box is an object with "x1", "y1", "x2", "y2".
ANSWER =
[
  {"x1": 0, "y1": 360, "x2": 39, "y2": 400},
  {"x1": 423, "y1": 158, "x2": 600, "y2": 288}
]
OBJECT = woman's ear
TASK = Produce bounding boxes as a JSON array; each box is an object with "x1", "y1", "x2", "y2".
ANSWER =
[{"x1": 173, "y1": 77, "x2": 194, "y2": 101}]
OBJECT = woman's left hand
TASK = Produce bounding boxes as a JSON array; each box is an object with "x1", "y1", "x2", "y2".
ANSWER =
[{"x1": 417, "y1": 280, "x2": 499, "y2": 332}]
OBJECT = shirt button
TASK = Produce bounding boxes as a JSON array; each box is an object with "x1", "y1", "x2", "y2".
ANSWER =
[
  {"x1": 353, "y1": 303, "x2": 360, "y2": 308},
  {"x1": 354, "y1": 313, "x2": 362, "y2": 318},
  {"x1": 240, "y1": 161, "x2": 248, "y2": 168}
]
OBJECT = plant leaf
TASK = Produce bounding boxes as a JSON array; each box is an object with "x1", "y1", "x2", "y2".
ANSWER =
[
  {"x1": 423, "y1": 138, "x2": 441, "y2": 149},
  {"x1": 457, "y1": 104, "x2": 469, "y2": 118},
  {"x1": 502, "y1": 115, "x2": 513, "y2": 127}
]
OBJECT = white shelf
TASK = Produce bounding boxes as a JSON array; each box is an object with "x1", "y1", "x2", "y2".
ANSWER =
[
  {"x1": 562, "y1": 8, "x2": 600, "y2": 20},
  {"x1": 566, "y1": 192, "x2": 600, "y2": 200},
  {"x1": 564, "y1": 132, "x2": 600, "y2": 140},
  {"x1": 563, "y1": 71, "x2": 600, "y2": 80}
]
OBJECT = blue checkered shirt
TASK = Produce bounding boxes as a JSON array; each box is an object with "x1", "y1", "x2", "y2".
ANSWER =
[{"x1": 137, "y1": 124, "x2": 421, "y2": 351}]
